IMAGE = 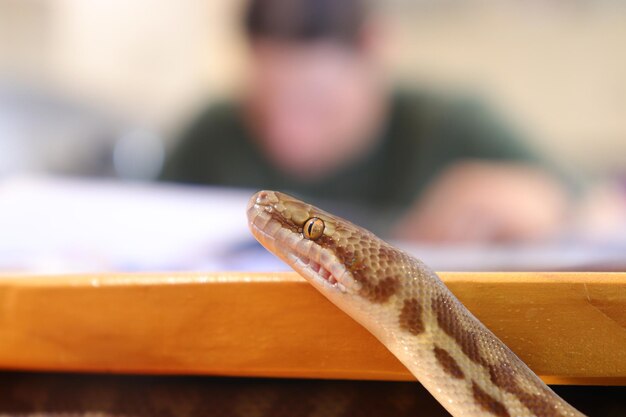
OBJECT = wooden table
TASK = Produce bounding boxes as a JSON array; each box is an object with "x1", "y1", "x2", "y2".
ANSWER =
[{"x1": 0, "y1": 272, "x2": 624, "y2": 385}]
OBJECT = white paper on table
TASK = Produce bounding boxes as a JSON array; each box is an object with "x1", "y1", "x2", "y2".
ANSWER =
[
  {"x1": 0, "y1": 176, "x2": 624, "y2": 274},
  {"x1": 0, "y1": 176, "x2": 265, "y2": 273}
]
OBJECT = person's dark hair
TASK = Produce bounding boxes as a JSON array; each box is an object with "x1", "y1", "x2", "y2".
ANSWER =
[{"x1": 244, "y1": 0, "x2": 369, "y2": 45}]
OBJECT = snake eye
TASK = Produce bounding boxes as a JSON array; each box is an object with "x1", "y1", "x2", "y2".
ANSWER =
[{"x1": 303, "y1": 217, "x2": 325, "y2": 240}]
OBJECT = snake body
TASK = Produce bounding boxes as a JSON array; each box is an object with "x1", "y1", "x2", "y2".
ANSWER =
[{"x1": 247, "y1": 190, "x2": 586, "y2": 417}]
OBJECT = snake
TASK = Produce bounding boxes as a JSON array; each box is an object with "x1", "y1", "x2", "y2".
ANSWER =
[{"x1": 247, "y1": 190, "x2": 587, "y2": 417}]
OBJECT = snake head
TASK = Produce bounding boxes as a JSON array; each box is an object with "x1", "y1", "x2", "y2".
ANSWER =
[{"x1": 247, "y1": 190, "x2": 405, "y2": 304}]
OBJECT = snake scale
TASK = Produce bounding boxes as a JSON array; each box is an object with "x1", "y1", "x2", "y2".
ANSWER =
[{"x1": 247, "y1": 190, "x2": 587, "y2": 417}]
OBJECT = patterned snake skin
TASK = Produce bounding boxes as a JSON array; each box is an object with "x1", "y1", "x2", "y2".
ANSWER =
[{"x1": 247, "y1": 190, "x2": 587, "y2": 417}]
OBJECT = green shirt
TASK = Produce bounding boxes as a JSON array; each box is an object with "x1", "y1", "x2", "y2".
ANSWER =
[{"x1": 161, "y1": 91, "x2": 545, "y2": 233}]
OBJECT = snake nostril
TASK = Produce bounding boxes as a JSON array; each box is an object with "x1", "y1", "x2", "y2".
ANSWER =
[
  {"x1": 255, "y1": 190, "x2": 280, "y2": 207},
  {"x1": 255, "y1": 191, "x2": 269, "y2": 205}
]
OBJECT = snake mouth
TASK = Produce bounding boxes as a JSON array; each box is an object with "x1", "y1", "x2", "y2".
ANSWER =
[
  {"x1": 247, "y1": 200, "x2": 351, "y2": 292},
  {"x1": 290, "y1": 255, "x2": 346, "y2": 292},
  {"x1": 302, "y1": 259, "x2": 338, "y2": 285}
]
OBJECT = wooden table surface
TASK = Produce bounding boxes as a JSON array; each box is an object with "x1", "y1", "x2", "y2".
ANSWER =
[{"x1": 0, "y1": 272, "x2": 624, "y2": 385}]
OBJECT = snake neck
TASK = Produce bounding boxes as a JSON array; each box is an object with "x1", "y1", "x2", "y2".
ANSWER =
[{"x1": 343, "y1": 256, "x2": 586, "y2": 417}]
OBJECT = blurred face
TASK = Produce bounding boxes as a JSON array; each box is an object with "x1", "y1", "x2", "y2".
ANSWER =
[{"x1": 246, "y1": 40, "x2": 384, "y2": 180}]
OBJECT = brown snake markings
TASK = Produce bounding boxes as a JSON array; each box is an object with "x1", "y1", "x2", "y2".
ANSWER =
[
  {"x1": 432, "y1": 294, "x2": 486, "y2": 366},
  {"x1": 432, "y1": 294, "x2": 566, "y2": 417},
  {"x1": 399, "y1": 298, "x2": 425, "y2": 335},
  {"x1": 472, "y1": 382, "x2": 511, "y2": 417},
  {"x1": 316, "y1": 235, "x2": 400, "y2": 304},
  {"x1": 433, "y1": 346, "x2": 465, "y2": 380}
]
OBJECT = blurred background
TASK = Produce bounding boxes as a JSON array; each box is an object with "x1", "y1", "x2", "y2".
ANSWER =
[
  {"x1": 1, "y1": 0, "x2": 625, "y2": 177},
  {"x1": 0, "y1": 0, "x2": 625, "y2": 272}
]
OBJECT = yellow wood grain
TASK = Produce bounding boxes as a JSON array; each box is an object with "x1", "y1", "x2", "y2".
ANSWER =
[{"x1": 0, "y1": 272, "x2": 624, "y2": 385}]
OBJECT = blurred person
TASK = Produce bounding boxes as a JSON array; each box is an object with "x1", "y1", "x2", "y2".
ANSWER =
[{"x1": 161, "y1": 0, "x2": 573, "y2": 243}]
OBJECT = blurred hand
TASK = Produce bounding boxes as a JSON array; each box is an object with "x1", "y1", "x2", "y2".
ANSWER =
[{"x1": 393, "y1": 162, "x2": 570, "y2": 244}]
